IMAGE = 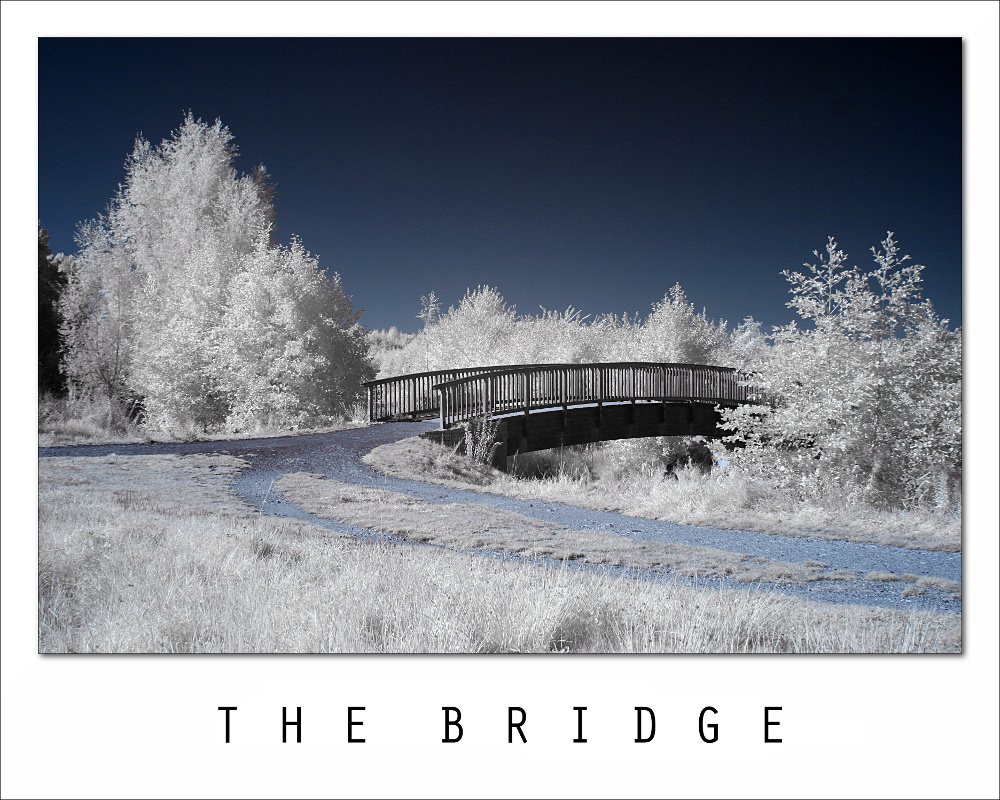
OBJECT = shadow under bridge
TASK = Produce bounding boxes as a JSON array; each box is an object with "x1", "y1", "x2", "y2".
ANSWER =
[{"x1": 362, "y1": 362, "x2": 761, "y2": 471}]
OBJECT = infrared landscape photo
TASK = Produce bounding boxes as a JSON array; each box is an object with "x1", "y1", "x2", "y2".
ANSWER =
[{"x1": 35, "y1": 36, "x2": 963, "y2": 654}]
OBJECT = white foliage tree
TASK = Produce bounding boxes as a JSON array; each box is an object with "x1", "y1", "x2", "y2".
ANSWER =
[
  {"x1": 511, "y1": 307, "x2": 602, "y2": 364},
  {"x1": 393, "y1": 286, "x2": 519, "y2": 372},
  {"x1": 61, "y1": 113, "x2": 372, "y2": 430},
  {"x1": 720, "y1": 234, "x2": 961, "y2": 509},
  {"x1": 60, "y1": 217, "x2": 139, "y2": 402},
  {"x1": 721, "y1": 316, "x2": 770, "y2": 370},
  {"x1": 629, "y1": 283, "x2": 730, "y2": 364},
  {"x1": 212, "y1": 234, "x2": 369, "y2": 430}
]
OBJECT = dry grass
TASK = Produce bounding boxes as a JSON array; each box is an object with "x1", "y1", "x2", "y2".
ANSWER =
[
  {"x1": 363, "y1": 437, "x2": 961, "y2": 552},
  {"x1": 37, "y1": 391, "x2": 145, "y2": 446},
  {"x1": 913, "y1": 575, "x2": 962, "y2": 594},
  {"x1": 865, "y1": 572, "x2": 901, "y2": 582},
  {"x1": 38, "y1": 454, "x2": 961, "y2": 653},
  {"x1": 861, "y1": 571, "x2": 960, "y2": 596}
]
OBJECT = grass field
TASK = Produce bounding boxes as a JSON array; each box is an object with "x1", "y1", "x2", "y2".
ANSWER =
[{"x1": 38, "y1": 453, "x2": 961, "y2": 653}]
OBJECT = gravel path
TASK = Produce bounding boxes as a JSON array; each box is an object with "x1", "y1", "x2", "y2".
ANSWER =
[{"x1": 39, "y1": 420, "x2": 962, "y2": 615}]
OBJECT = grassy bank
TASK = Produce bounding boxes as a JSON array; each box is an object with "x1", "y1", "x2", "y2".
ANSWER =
[
  {"x1": 279, "y1": 472, "x2": 863, "y2": 586},
  {"x1": 363, "y1": 436, "x2": 961, "y2": 552},
  {"x1": 38, "y1": 453, "x2": 960, "y2": 653}
]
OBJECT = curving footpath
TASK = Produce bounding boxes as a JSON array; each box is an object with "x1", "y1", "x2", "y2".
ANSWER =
[{"x1": 39, "y1": 420, "x2": 962, "y2": 615}]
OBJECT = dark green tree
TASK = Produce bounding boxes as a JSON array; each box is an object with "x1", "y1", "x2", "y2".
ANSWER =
[{"x1": 38, "y1": 223, "x2": 67, "y2": 394}]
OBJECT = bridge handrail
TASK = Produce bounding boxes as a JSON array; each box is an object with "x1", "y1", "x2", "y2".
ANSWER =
[
  {"x1": 432, "y1": 362, "x2": 760, "y2": 428},
  {"x1": 363, "y1": 362, "x2": 581, "y2": 421}
]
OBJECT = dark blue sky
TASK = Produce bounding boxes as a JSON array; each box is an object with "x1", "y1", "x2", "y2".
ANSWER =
[{"x1": 38, "y1": 37, "x2": 962, "y2": 334}]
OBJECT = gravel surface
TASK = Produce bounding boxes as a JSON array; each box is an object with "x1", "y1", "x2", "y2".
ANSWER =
[{"x1": 39, "y1": 421, "x2": 962, "y2": 615}]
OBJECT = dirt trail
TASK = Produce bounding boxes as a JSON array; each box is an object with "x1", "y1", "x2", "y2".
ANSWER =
[{"x1": 39, "y1": 420, "x2": 962, "y2": 615}]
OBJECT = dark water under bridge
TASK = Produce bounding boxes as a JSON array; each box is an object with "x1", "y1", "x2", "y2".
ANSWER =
[{"x1": 363, "y1": 362, "x2": 760, "y2": 469}]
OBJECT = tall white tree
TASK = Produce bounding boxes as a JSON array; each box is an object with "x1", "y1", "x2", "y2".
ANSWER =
[{"x1": 61, "y1": 113, "x2": 372, "y2": 429}]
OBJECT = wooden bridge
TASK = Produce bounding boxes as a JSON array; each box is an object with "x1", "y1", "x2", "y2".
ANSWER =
[{"x1": 363, "y1": 362, "x2": 758, "y2": 469}]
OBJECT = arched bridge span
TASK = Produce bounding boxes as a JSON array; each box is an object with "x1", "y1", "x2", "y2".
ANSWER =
[{"x1": 363, "y1": 363, "x2": 760, "y2": 469}]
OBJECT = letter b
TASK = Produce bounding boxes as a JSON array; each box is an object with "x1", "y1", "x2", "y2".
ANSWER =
[{"x1": 442, "y1": 707, "x2": 463, "y2": 743}]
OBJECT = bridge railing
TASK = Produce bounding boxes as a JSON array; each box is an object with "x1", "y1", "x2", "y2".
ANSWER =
[
  {"x1": 433, "y1": 362, "x2": 758, "y2": 428},
  {"x1": 362, "y1": 363, "x2": 578, "y2": 422}
]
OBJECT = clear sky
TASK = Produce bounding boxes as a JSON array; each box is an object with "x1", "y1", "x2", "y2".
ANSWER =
[{"x1": 38, "y1": 36, "x2": 962, "y2": 334}]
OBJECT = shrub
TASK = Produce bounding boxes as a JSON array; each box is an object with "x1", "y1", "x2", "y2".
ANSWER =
[{"x1": 463, "y1": 410, "x2": 501, "y2": 466}]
